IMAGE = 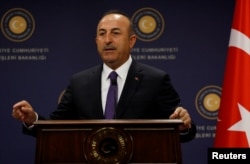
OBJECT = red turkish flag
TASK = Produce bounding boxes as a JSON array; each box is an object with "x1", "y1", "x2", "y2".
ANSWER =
[{"x1": 214, "y1": 0, "x2": 250, "y2": 147}]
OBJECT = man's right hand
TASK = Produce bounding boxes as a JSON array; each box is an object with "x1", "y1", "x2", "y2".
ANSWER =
[{"x1": 12, "y1": 100, "x2": 37, "y2": 126}]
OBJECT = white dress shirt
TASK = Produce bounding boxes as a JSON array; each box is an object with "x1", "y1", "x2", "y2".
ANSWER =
[{"x1": 101, "y1": 56, "x2": 132, "y2": 113}]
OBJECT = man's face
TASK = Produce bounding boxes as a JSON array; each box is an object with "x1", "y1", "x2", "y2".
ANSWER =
[{"x1": 96, "y1": 14, "x2": 136, "y2": 70}]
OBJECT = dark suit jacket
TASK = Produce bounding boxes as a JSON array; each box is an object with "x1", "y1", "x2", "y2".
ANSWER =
[{"x1": 24, "y1": 59, "x2": 196, "y2": 142}]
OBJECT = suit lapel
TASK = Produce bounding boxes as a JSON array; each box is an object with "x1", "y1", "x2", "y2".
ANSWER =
[
  {"x1": 116, "y1": 60, "x2": 143, "y2": 118},
  {"x1": 88, "y1": 66, "x2": 105, "y2": 118}
]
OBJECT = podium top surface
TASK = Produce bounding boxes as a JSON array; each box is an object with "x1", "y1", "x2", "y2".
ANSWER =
[{"x1": 34, "y1": 119, "x2": 183, "y2": 125}]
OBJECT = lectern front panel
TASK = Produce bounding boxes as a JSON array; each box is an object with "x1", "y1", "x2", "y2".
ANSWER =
[{"x1": 34, "y1": 119, "x2": 182, "y2": 163}]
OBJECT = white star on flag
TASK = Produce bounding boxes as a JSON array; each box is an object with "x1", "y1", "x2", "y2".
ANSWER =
[{"x1": 228, "y1": 103, "x2": 250, "y2": 146}]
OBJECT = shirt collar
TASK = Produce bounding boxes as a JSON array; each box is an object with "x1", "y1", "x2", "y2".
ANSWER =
[{"x1": 103, "y1": 56, "x2": 132, "y2": 80}]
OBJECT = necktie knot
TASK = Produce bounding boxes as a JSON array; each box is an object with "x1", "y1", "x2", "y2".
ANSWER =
[{"x1": 109, "y1": 71, "x2": 118, "y2": 85}]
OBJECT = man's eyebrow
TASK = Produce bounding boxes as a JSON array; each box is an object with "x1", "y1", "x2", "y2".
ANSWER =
[
  {"x1": 98, "y1": 28, "x2": 105, "y2": 31},
  {"x1": 111, "y1": 27, "x2": 121, "y2": 31},
  {"x1": 98, "y1": 27, "x2": 121, "y2": 32}
]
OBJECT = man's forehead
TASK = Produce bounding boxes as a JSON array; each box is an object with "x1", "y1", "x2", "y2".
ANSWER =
[
  {"x1": 107, "y1": 14, "x2": 123, "y2": 19},
  {"x1": 99, "y1": 14, "x2": 124, "y2": 24},
  {"x1": 97, "y1": 14, "x2": 128, "y2": 30}
]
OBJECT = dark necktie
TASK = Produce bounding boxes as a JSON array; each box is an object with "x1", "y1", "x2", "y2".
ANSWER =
[{"x1": 104, "y1": 71, "x2": 118, "y2": 119}]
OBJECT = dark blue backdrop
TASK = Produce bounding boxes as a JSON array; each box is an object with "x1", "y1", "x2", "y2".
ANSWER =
[{"x1": 0, "y1": 0, "x2": 235, "y2": 163}]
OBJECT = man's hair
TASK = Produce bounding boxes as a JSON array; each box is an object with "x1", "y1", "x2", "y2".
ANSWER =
[{"x1": 101, "y1": 9, "x2": 135, "y2": 35}]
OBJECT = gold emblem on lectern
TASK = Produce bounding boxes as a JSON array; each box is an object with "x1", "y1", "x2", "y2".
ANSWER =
[{"x1": 84, "y1": 127, "x2": 133, "y2": 163}]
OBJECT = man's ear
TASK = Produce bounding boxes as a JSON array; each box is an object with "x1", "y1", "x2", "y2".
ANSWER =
[{"x1": 130, "y1": 34, "x2": 137, "y2": 48}]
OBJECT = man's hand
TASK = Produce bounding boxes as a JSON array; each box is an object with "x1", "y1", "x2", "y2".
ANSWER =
[
  {"x1": 169, "y1": 106, "x2": 192, "y2": 131},
  {"x1": 12, "y1": 100, "x2": 37, "y2": 126}
]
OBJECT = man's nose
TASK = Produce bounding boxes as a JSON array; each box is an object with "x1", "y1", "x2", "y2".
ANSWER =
[{"x1": 104, "y1": 33, "x2": 112, "y2": 43}]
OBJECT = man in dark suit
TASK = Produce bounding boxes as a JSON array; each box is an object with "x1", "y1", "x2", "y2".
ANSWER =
[{"x1": 12, "y1": 10, "x2": 196, "y2": 142}]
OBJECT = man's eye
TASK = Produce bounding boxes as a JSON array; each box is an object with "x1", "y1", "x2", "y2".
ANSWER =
[{"x1": 113, "y1": 32, "x2": 120, "y2": 35}]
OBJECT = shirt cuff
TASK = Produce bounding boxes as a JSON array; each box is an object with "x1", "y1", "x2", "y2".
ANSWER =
[
  {"x1": 179, "y1": 128, "x2": 190, "y2": 135},
  {"x1": 23, "y1": 112, "x2": 38, "y2": 130}
]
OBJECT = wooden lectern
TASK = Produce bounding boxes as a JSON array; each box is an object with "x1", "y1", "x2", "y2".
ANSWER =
[{"x1": 34, "y1": 119, "x2": 183, "y2": 164}]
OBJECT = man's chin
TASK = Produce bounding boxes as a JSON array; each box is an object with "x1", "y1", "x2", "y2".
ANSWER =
[
  {"x1": 103, "y1": 55, "x2": 116, "y2": 63},
  {"x1": 105, "y1": 60, "x2": 116, "y2": 65}
]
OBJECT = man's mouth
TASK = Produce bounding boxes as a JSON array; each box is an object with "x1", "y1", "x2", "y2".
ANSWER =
[{"x1": 104, "y1": 45, "x2": 116, "y2": 51}]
